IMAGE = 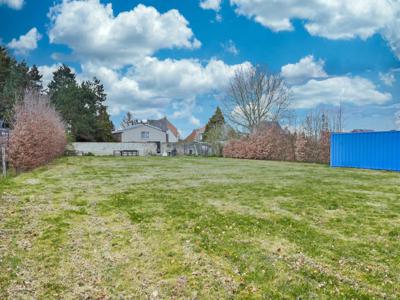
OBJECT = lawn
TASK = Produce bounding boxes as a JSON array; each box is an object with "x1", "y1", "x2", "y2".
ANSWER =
[{"x1": 0, "y1": 156, "x2": 399, "y2": 299}]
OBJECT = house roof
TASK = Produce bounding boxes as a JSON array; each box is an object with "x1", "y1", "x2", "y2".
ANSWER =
[
  {"x1": 113, "y1": 117, "x2": 180, "y2": 138},
  {"x1": 184, "y1": 126, "x2": 205, "y2": 142},
  {"x1": 112, "y1": 123, "x2": 163, "y2": 134},
  {"x1": 148, "y1": 117, "x2": 179, "y2": 138},
  {"x1": 166, "y1": 120, "x2": 179, "y2": 138}
]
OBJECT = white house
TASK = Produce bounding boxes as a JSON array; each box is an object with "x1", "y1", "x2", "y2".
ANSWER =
[{"x1": 112, "y1": 117, "x2": 180, "y2": 143}]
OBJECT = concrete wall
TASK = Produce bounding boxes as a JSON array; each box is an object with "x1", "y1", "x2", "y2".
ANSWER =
[
  {"x1": 121, "y1": 124, "x2": 166, "y2": 143},
  {"x1": 72, "y1": 142, "x2": 158, "y2": 156}
]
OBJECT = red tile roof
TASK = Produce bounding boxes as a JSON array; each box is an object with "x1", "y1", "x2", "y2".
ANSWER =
[
  {"x1": 184, "y1": 127, "x2": 205, "y2": 142},
  {"x1": 166, "y1": 119, "x2": 179, "y2": 138}
]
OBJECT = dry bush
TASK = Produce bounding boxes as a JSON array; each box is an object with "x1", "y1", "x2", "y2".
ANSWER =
[
  {"x1": 294, "y1": 133, "x2": 308, "y2": 162},
  {"x1": 223, "y1": 124, "x2": 295, "y2": 161},
  {"x1": 224, "y1": 124, "x2": 330, "y2": 164},
  {"x1": 294, "y1": 132, "x2": 330, "y2": 164},
  {"x1": 319, "y1": 131, "x2": 331, "y2": 164},
  {"x1": 8, "y1": 90, "x2": 67, "y2": 171}
]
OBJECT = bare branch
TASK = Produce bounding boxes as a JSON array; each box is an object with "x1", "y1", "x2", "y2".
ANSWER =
[{"x1": 223, "y1": 65, "x2": 291, "y2": 132}]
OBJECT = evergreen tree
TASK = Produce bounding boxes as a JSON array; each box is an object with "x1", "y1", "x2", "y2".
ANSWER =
[
  {"x1": 0, "y1": 47, "x2": 12, "y2": 93},
  {"x1": 48, "y1": 64, "x2": 80, "y2": 138},
  {"x1": 48, "y1": 67, "x2": 113, "y2": 142},
  {"x1": 96, "y1": 106, "x2": 115, "y2": 142},
  {"x1": 48, "y1": 64, "x2": 76, "y2": 93},
  {"x1": 28, "y1": 65, "x2": 43, "y2": 91},
  {"x1": 203, "y1": 106, "x2": 225, "y2": 142},
  {"x1": 0, "y1": 47, "x2": 30, "y2": 124}
]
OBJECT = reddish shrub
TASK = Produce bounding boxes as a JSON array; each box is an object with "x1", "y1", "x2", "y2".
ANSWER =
[
  {"x1": 223, "y1": 125, "x2": 295, "y2": 161},
  {"x1": 224, "y1": 126, "x2": 331, "y2": 164},
  {"x1": 319, "y1": 130, "x2": 331, "y2": 164},
  {"x1": 294, "y1": 133, "x2": 308, "y2": 162},
  {"x1": 8, "y1": 91, "x2": 67, "y2": 171}
]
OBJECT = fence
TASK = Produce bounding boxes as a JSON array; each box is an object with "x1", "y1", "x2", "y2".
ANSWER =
[
  {"x1": 330, "y1": 131, "x2": 400, "y2": 172},
  {"x1": 72, "y1": 142, "x2": 158, "y2": 156}
]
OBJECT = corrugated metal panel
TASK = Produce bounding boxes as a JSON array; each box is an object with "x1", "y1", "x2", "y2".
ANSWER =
[{"x1": 330, "y1": 131, "x2": 400, "y2": 172}]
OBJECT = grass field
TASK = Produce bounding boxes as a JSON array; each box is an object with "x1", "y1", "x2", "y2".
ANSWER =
[{"x1": 1, "y1": 156, "x2": 400, "y2": 299}]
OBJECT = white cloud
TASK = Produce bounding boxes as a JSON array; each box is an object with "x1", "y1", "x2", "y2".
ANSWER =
[
  {"x1": 48, "y1": 1, "x2": 201, "y2": 66},
  {"x1": 200, "y1": 0, "x2": 222, "y2": 11},
  {"x1": 80, "y1": 58, "x2": 250, "y2": 120},
  {"x1": 0, "y1": 0, "x2": 23, "y2": 9},
  {"x1": 382, "y1": 16, "x2": 400, "y2": 60},
  {"x1": 7, "y1": 28, "x2": 41, "y2": 55},
  {"x1": 46, "y1": 0, "x2": 252, "y2": 125},
  {"x1": 222, "y1": 40, "x2": 239, "y2": 56},
  {"x1": 230, "y1": 0, "x2": 400, "y2": 59},
  {"x1": 281, "y1": 55, "x2": 327, "y2": 84},
  {"x1": 379, "y1": 71, "x2": 396, "y2": 86},
  {"x1": 37, "y1": 64, "x2": 60, "y2": 88},
  {"x1": 292, "y1": 76, "x2": 392, "y2": 109}
]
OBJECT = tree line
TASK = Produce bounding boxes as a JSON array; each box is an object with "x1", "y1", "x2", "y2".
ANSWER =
[
  {"x1": 0, "y1": 47, "x2": 114, "y2": 142},
  {"x1": 202, "y1": 65, "x2": 343, "y2": 163}
]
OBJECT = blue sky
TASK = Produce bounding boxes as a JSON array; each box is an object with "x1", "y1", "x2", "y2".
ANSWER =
[{"x1": 1, "y1": 0, "x2": 399, "y2": 137}]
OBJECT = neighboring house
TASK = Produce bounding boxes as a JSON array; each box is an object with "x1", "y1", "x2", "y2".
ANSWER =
[
  {"x1": 112, "y1": 117, "x2": 180, "y2": 143},
  {"x1": 148, "y1": 117, "x2": 180, "y2": 143},
  {"x1": 184, "y1": 127, "x2": 205, "y2": 142},
  {"x1": 351, "y1": 129, "x2": 374, "y2": 133}
]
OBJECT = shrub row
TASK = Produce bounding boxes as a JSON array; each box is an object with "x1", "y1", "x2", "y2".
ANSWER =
[{"x1": 223, "y1": 126, "x2": 330, "y2": 164}]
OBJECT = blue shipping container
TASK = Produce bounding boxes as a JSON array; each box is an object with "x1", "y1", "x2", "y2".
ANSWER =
[{"x1": 330, "y1": 131, "x2": 400, "y2": 172}]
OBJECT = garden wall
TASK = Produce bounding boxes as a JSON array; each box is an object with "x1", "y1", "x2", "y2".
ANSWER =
[{"x1": 72, "y1": 142, "x2": 158, "y2": 156}]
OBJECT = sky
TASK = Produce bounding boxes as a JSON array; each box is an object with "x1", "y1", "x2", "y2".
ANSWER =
[{"x1": 0, "y1": 0, "x2": 399, "y2": 137}]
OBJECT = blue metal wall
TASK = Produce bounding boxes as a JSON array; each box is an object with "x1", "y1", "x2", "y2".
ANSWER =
[{"x1": 330, "y1": 131, "x2": 400, "y2": 172}]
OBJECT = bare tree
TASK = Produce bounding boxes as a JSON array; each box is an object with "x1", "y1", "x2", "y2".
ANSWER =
[
  {"x1": 121, "y1": 112, "x2": 135, "y2": 129},
  {"x1": 332, "y1": 104, "x2": 345, "y2": 133},
  {"x1": 223, "y1": 65, "x2": 291, "y2": 132},
  {"x1": 302, "y1": 106, "x2": 344, "y2": 137}
]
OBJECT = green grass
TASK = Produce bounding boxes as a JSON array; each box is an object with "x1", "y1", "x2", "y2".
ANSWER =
[{"x1": 1, "y1": 156, "x2": 400, "y2": 299}]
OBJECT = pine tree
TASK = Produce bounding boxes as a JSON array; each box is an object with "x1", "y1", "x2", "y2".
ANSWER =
[
  {"x1": 48, "y1": 64, "x2": 80, "y2": 138},
  {"x1": 0, "y1": 47, "x2": 12, "y2": 93},
  {"x1": 0, "y1": 48, "x2": 30, "y2": 124},
  {"x1": 96, "y1": 106, "x2": 115, "y2": 142},
  {"x1": 28, "y1": 65, "x2": 43, "y2": 91},
  {"x1": 49, "y1": 67, "x2": 113, "y2": 142},
  {"x1": 203, "y1": 107, "x2": 225, "y2": 142},
  {"x1": 92, "y1": 78, "x2": 114, "y2": 142}
]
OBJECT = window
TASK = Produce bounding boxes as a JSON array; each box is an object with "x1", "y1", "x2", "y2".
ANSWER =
[{"x1": 141, "y1": 131, "x2": 149, "y2": 139}]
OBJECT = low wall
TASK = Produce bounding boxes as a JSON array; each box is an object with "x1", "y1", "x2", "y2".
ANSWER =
[
  {"x1": 72, "y1": 142, "x2": 158, "y2": 156},
  {"x1": 161, "y1": 142, "x2": 214, "y2": 156}
]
